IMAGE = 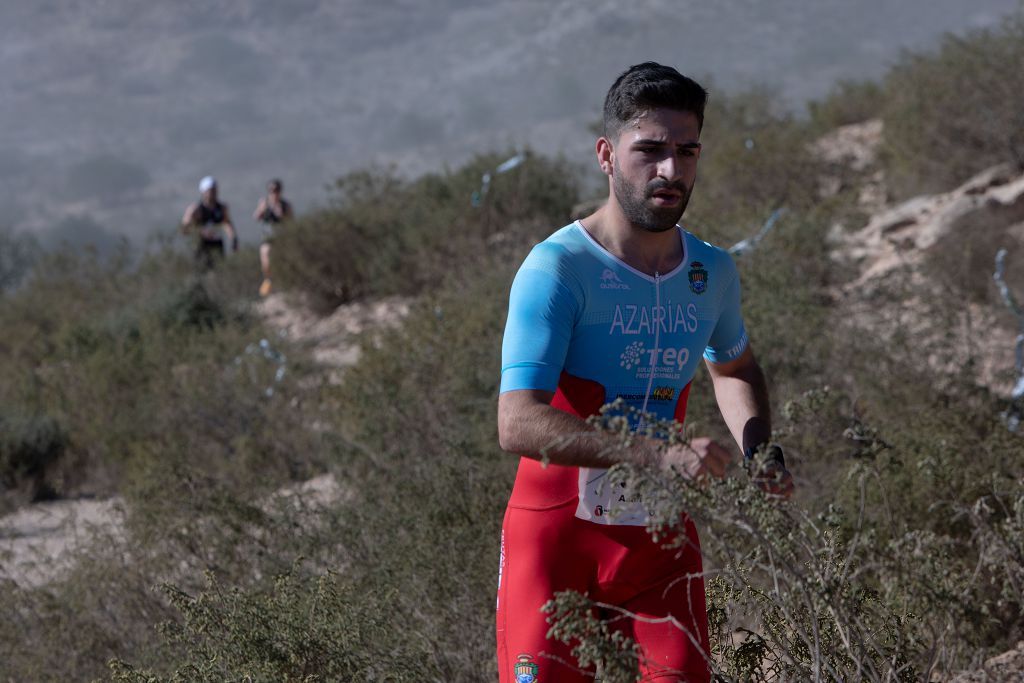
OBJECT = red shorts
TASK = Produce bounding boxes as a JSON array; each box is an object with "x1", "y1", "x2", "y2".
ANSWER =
[{"x1": 495, "y1": 500, "x2": 711, "y2": 683}]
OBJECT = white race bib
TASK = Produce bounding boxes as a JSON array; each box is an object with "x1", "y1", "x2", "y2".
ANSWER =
[{"x1": 574, "y1": 467, "x2": 651, "y2": 526}]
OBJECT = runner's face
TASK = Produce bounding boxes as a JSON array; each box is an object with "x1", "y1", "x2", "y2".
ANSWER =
[{"x1": 610, "y1": 108, "x2": 701, "y2": 233}]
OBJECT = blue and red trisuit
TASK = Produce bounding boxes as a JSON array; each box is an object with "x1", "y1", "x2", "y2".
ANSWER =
[{"x1": 497, "y1": 221, "x2": 749, "y2": 683}]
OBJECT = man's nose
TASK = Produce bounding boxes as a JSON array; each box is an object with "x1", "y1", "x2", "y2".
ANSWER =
[{"x1": 657, "y1": 154, "x2": 680, "y2": 181}]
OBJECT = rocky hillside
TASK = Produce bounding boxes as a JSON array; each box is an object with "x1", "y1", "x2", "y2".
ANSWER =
[{"x1": 819, "y1": 120, "x2": 1024, "y2": 400}]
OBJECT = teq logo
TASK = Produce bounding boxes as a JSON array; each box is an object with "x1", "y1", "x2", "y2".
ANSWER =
[
  {"x1": 600, "y1": 268, "x2": 629, "y2": 290},
  {"x1": 621, "y1": 343, "x2": 692, "y2": 372}
]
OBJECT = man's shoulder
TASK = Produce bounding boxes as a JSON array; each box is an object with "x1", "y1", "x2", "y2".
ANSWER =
[
  {"x1": 682, "y1": 229, "x2": 738, "y2": 273},
  {"x1": 513, "y1": 223, "x2": 592, "y2": 297},
  {"x1": 524, "y1": 222, "x2": 591, "y2": 264}
]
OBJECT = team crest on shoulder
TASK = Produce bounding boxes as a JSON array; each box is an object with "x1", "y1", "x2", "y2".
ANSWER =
[
  {"x1": 688, "y1": 261, "x2": 708, "y2": 294},
  {"x1": 514, "y1": 653, "x2": 539, "y2": 682}
]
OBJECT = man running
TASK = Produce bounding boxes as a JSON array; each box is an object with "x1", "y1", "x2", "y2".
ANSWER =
[
  {"x1": 181, "y1": 176, "x2": 238, "y2": 270},
  {"x1": 252, "y1": 178, "x2": 293, "y2": 297},
  {"x1": 496, "y1": 62, "x2": 792, "y2": 683}
]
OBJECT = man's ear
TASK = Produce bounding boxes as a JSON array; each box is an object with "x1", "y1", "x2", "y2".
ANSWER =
[{"x1": 596, "y1": 137, "x2": 614, "y2": 177}]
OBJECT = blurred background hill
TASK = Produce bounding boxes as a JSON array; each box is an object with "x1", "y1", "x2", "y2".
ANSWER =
[{"x1": 1, "y1": 0, "x2": 1020, "y2": 253}]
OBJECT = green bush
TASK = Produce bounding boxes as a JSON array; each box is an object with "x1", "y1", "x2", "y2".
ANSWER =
[
  {"x1": 0, "y1": 242, "x2": 318, "y2": 500},
  {"x1": 0, "y1": 409, "x2": 67, "y2": 504},
  {"x1": 880, "y1": 13, "x2": 1024, "y2": 197},
  {"x1": 808, "y1": 79, "x2": 886, "y2": 131},
  {"x1": 921, "y1": 200, "x2": 1024, "y2": 306},
  {"x1": 314, "y1": 257, "x2": 521, "y2": 681},
  {"x1": 0, "y1": 225, "x2": 39, "y2": 293},
  {"x1": 108, "y1": 566, "x2": 422, "y2": 683},
  {"x1": 272, "y1": 151, "x2": 579, "y2": 311},
  {"x1": 93, "y1": 247, "x2": 519, "y2": 682},
  {"x1": 687, "y1": 88, "x2": 828, "y2": 246},
  {"x1": 544, "y1": 395, "x2": 1023, "y2": 681},
  {"x1": 0, "y1": 157, "x2": 542, "y2": 680}
]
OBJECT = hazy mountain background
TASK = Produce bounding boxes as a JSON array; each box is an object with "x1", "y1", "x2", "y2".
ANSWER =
[{"x1": 2, "y1": 0, "x2": 1020, "y2": 252}]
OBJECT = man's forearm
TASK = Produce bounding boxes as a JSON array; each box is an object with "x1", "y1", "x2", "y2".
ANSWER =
[
  {"x1": 710, "y1": 360, "x2": 771, "y2": 455},
  {"x1": 498, "y1": 394, "x2": 656, "y2": 469}
]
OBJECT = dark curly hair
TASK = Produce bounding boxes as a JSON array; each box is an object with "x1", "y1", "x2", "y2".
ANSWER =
[{"x1": 603, "y1": 62, "x2": 708, "y2": 140}]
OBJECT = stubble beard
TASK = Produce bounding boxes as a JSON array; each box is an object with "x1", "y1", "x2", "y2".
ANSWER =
[{"x1": 613, "y1": 167, "x2": 691, "y2": 234}]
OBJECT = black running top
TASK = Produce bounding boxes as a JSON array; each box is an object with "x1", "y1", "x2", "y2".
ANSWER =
[
  {"x1": 195, "y1": 201, "x2": 226, "y2": 226},
  {"x1": 259, "y1": 200, "x2": 291, "y2": 224}
]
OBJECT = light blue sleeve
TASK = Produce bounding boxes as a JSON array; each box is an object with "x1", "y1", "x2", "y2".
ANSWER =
[
  {"x1": 703, "y1": 261, "x2": 750, "y2": 364},
  {"x1": 500, "y1": 259, "x2": 580, "y2": 394}
]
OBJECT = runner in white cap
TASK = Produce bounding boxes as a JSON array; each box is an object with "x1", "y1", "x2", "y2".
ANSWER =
[{"x1": 181, "y1": 176, "x2": 238, "y2": 269}]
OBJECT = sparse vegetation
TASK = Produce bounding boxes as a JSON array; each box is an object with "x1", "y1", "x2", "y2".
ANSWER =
[
  {"x1": 272, "y1": 151, "x2": 579, "y2": 311},
  {"x1": 808, "y1": 78, "x2": 886, "y2": 131},
  {"x1": 0, "y1": 225, "x2": 40, "y2": 293},
  {"x1": 688, "y1": 87, "x2": 829, "y2": 244},
  {"x1": 880, "y1": 14, "x2": 1024, "y2": 197}
]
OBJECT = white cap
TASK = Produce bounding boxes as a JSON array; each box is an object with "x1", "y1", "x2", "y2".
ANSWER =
[{"x1": 199, "y1": 176, "x2": 217, "y2": 193}]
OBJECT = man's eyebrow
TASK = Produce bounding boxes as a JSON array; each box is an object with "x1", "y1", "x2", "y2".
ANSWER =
[{"x1": 630, "y1": 138, "x2": 702, "y2": 149}]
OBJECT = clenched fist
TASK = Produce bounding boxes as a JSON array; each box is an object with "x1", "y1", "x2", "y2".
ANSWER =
[{"x1": 659, "y1": 436, "x2": 733, "y2": 479}]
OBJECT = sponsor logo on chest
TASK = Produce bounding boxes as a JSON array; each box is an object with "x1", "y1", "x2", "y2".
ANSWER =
[
  {"x1": 609, "y1": 302, "x2": 699, "y2": 336},
  {"x1": 619, "y1": 341, "x2": 691, "y2": 376}
]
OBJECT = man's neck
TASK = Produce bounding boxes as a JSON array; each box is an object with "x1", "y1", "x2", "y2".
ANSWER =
[{"x1": 580, "y1": 202, "x2": 683, "y2": 276}]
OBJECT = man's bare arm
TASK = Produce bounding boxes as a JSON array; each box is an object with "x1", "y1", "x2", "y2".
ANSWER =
[
  {"x1": 498, "y1": 390, "x2": 731, "y2": 476},
  {"x1": 706, "y1": 345, "x2": 793, "y2": 496},
  {"x1": 705, "y1": 346, "x2": 771, "y2": 454},
  {"x1": 498, "y1": 390, "x2": 656, "y2": 468},
  {"x1": 181, "y1": 203, "x2": 198, "y2": 233}
]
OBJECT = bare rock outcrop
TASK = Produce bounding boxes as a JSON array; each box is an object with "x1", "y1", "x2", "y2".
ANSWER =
[
  {"x1": 255, "y1": 293, "x2": 411, "y2": 381},
  {"x1": 0, "y1": 497, "x2": 125, "y2": 588},
  {"x1": 812, "y1": 118, "x2": 886, "y2": 212},
  {"x1": 829, "y1": 162, "x2": 1024, "y2": 398},
  {"x1": 834, "y1": 163, "x2": 1024, "y2": 293},
  {"x1": 813, "y1": 118, "x2": 883, "y2": 173}
]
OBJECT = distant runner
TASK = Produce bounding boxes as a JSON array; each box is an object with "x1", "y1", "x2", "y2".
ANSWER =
[
  {"x1": 181, "y1": 176, "x2": 238, "y2": 270},
  {"x1": 496, "y1": 62, "x2": 793, "y2": 683},
  {"x1": 252, "y1": 178, "x2": 293, "y2": 297}
]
